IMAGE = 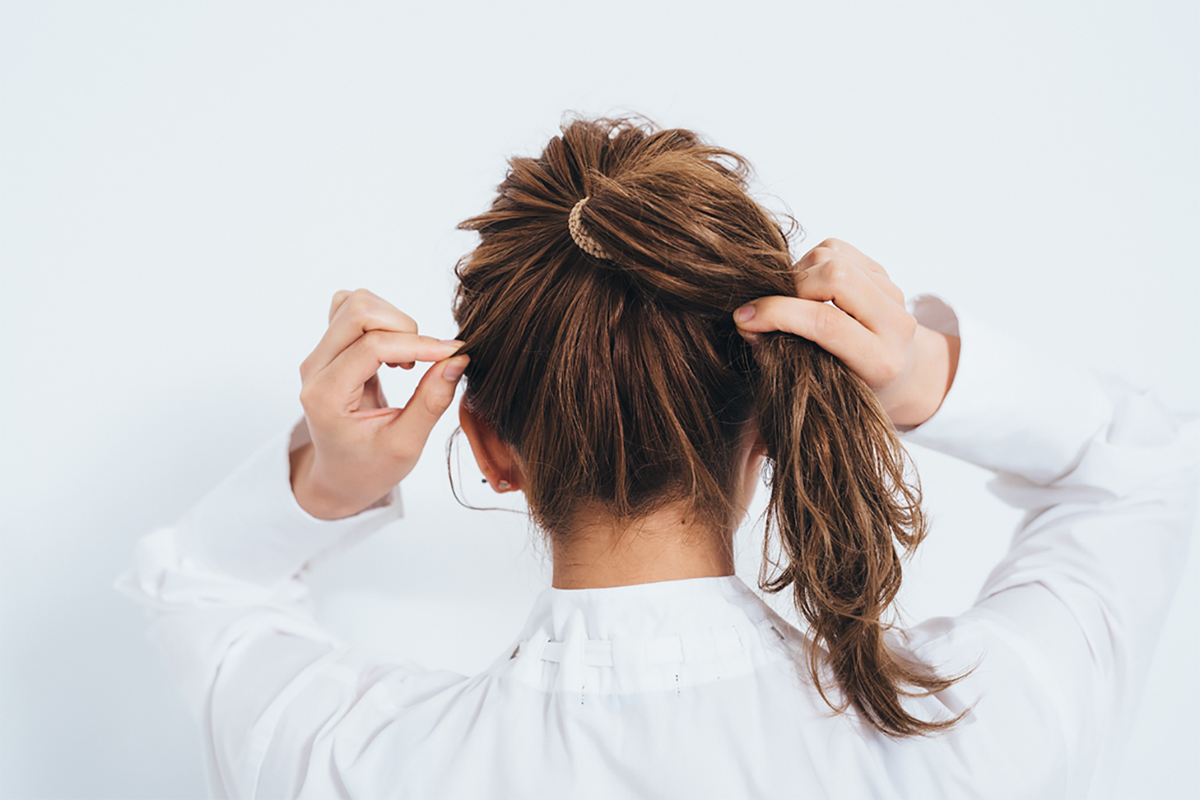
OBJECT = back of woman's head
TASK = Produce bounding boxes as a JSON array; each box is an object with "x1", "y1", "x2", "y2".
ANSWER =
[{"x1": 453, "y1": 117, "x2": 962, "y2": 737}]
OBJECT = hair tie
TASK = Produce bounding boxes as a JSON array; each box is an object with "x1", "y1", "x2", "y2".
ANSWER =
[{"x1": 568, "y1": 197, "x2": 613, "y2": 261}]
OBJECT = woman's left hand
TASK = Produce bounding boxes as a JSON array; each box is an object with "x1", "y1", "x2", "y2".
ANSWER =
[
  {"x1": 289, "y1": 289, "x2": 468, "y2": 520},
  {"x1": 732, "y1": 239, "x2": 958, "y2": 428}
]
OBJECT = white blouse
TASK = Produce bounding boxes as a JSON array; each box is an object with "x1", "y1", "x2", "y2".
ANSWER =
[{"x1": 117, "y1": 296, "x2": 1200, "y2": 799}]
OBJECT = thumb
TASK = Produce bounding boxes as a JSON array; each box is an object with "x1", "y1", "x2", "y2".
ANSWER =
[{"x1": 387, "y1": 354, "x2": 469, "y2": 456}]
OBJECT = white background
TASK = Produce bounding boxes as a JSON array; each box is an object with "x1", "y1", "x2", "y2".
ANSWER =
[{"x1": 1, "y1": 1, "x2": 1197, "y2": 797}]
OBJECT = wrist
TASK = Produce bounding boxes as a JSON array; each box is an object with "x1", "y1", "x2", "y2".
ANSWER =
[
  {"x1": 289, "y1": 442, "x2": 357, "y2": 520},
  {"x1": 884, "y1": 325, "x2": 960, "y2": 428}
]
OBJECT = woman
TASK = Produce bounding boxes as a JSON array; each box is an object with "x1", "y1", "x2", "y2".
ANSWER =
[{"x1": 119, "y1": 118, "x2": 1198, "y2": 798}]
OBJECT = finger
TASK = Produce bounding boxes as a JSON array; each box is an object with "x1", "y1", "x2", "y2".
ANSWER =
[
  {"x1": 861, "y1": 270, "x2": 905, "y2": 307},
  {"x1": 384, "y1": 355, "x2": 470, "y2": 459},
  {"x1": 304, "y1": 289, "x2": 422, "y2": 378},
  {"x1": 811, "y1": 238, "x2": 887, "y2": 277},
  {"x1": 795, "y1": 259, "x2": 909, "y2": 337},
  {"x1": 733, "y1": 295, "x2": 880, "y2": 369},
  {"x1": 796, "y1": 239, "x2": 904, "y2": 306},
  {"x1": 328, "y1": 289, "x2": 353, "y2": 323},
  {"x1": 309, "y1": 332, "x2": 464, "y2": 413}
]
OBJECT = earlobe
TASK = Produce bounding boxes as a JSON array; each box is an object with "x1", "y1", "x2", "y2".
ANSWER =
[
  {"x1": 458, "y1": 398, "x2": 525, "y2": 493},
  {"x1": 752, "y1": 433, "x2": 768, "y2": 461}
]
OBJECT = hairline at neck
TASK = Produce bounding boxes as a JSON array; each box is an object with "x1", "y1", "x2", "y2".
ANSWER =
[{"x1": 550, "y1": 499, "x2": 738, "y2": 590}]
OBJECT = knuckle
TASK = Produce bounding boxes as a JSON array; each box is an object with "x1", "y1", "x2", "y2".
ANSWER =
[
  {"x1": 345, "y1": 289, "x2": 376, "y2": 319},
  {"x1": 298, "y1": 383, "x2": 317, "y2": 411},
  {"x1": 880, "y1": 345, "x2": 907, "y2": 384},
  {"x1": 794, "y1": 268, "x2": 819, "y2": 295},
  {"x1": 811, "y1": 245, "x2": 835, "y2": 264},
  {"x1": 392, "y1": 440, "x2": 420, "y2": 464},
  {"x1": 422, "y1": 388, "x2": 451, "y2": 417},
  {"x1": 811, "y1": 305, "x2": 838, "y2": 340},
  {"x1": 877, "y1": 359, "x2": 901, "y2": 386},
  {"x1": 822, "y1": 259, "x2": 849, "y2": 285}
]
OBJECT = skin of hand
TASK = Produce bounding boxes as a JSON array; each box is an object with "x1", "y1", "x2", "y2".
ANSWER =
[
  {"x1": 733, "y1": 239, "x2": 960, "y2": 429},
  {"x1": 289, "y1": 288, "x2": 468, "y2": 520}
]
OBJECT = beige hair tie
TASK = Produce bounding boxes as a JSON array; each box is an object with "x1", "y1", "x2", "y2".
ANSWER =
[{"x1": 568, "y1": 197, "x2": 613, "y2": 261}]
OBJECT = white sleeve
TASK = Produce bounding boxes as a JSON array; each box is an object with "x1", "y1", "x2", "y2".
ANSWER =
[
  {"x1": 899, "y1": 295, "x2": 1200, "y2": 797},
  {"x1": 114, "y1": 419, "x2": 448, "y2": 798}
]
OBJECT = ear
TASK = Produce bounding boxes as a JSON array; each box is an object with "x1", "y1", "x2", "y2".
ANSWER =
[
  {"x1": 749, "y1": 426, "x2": 768, "y2": 461},
  {"x1": 459, "y1": 398, "x2": 525, "y2": 493}
]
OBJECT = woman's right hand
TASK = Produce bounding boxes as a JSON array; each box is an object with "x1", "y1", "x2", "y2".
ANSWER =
[
  {"x1": 732, "y1": 239, "x2": 959, "y2": 428},
  {"x1": 290, "y1": 289, "x2": 468, "y2": 520}
]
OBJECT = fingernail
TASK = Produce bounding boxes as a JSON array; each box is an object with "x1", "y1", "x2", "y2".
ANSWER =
[
  {"x1": 440, "y1": 339, "x2": 465, "y2": 348},
  {"x1": 734, "y1": 305, "x2": 755, "y2": 323},
  {"x1": 443, "y1": 357, "x2": 467, "y2": 382}
]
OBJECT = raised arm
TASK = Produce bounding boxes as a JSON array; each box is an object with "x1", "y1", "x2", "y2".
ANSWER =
[
  {"x1": 117, "y1": 289, "x2": 470, "y2": 797},
  {"x1": 735, "y1": 241, "x2": 1200, "y2": 794},
  {"x1": 897, "y1": 301, "x2": 1199, "y2": 795}
]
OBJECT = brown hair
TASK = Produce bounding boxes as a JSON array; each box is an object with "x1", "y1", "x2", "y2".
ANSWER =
[{"x1": 452, "y1": 117, "x2": 963, "y2": 737}]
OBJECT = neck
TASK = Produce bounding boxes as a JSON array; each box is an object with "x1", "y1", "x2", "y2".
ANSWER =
[{"x1": 551, "y1": 501, "x2": 735, "y2": 590}]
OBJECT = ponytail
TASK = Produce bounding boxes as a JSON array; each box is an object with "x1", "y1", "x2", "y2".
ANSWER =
[
  {"x1": 754, "y1": 332, "x2": 965, "y2": 737},
  {"x1": 455, "y1": 115, "x2": 968, "y2": 738}
]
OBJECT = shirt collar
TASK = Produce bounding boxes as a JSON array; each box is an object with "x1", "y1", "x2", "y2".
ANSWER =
[{"x1": 516, "y1": 574, "x2": 780, "y2": 643}]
